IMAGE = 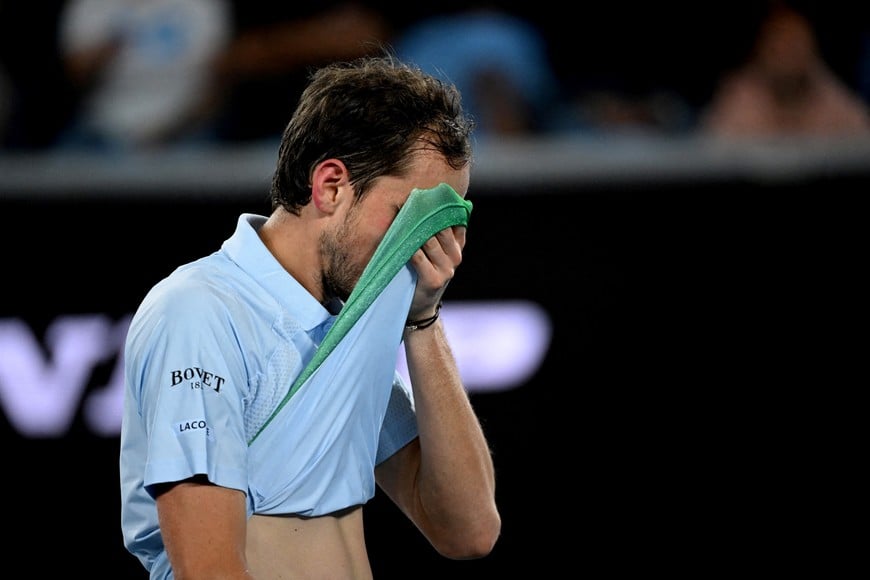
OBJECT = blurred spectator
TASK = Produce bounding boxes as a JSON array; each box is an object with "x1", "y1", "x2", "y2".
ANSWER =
[
  {"x1": 391, "y1": 6, "x2": 561, "y2": 137},
  {"x1": 699, "y1": 1, "x2": 870, "y2": 137},
  {"x1": 210, "y1": 2, "x2": 389, "y2": 143},
  {"x1": 57, "y1": 0, "x2": 233, "y2": 152}
]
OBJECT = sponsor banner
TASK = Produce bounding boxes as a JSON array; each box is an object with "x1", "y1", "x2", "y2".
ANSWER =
[{"x1": 0, "y1": 301, "x2": 550, "y2": 438}]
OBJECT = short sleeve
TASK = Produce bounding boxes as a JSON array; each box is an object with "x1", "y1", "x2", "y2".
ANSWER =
[
  {"x1": 375, "y1": 371, "x2": 418, "y2": 465},
  {"x1": 124, "y1": 272, "x2": 250, "y2": 496}
]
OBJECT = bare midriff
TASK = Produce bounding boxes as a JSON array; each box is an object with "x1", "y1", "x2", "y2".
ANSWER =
[{"x1": 245, "y1": 506, "x2": 372, "y2": 579}]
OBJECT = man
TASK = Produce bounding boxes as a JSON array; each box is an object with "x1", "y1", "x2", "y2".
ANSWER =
[
  {"x1": 57, "y1": 0, "x2": 233, "y2": 150},
  {"x1": 120, "y1": 55, "x2": 501, "y2": 578},
  {"x1": 700, "y1": 3, "x2": 870, "y2": 137}
]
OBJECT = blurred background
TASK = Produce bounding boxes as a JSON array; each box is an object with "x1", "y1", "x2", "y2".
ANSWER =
[{"x1": 1, "y1": 0, "x2": 867, "y2": 577}]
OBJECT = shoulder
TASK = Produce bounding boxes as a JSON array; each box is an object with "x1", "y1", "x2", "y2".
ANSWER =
[
  {"x1": 149, "y1": 258, "x2": 232, "y2": 310},
  {"x1": 130, "y1": 254, "x2": 247, "y2": 341},
  {"x1": 124, "y1": 257, "x2": 255, "y2": 391}
]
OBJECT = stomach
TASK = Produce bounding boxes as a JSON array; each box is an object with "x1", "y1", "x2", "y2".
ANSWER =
[{"x1": 246, "y1": 505, "x2": 372, "y2": 579}]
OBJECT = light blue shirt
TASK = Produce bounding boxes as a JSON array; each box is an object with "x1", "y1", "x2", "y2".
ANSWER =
[{"x1": 120, "y1": 213, "x2": 418, "y2": 578}]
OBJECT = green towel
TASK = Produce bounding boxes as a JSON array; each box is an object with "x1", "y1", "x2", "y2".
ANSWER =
[{"x1": 250, "y1": 183, "x2": 472, "y2": 443}]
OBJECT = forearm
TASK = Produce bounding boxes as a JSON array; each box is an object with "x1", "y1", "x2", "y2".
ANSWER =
[
  {"x1": 157, "y1": 480, "x2": 255, "y2": 579},
  {"x1": 402, "y1": 320, "x2": 500, "y2": 557},
  {"x1": 218, "y1": 7, "x2": 386, "y2": 78},
  {"x1": 64, "y1": 41, "x2": 119, "y2": 87}
]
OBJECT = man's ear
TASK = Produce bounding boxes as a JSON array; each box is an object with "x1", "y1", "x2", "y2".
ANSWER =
[{"x1": 311, "y1": 159, "x2": 350, "y2": 214}]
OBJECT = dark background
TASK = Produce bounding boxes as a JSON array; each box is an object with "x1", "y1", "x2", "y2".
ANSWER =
[
  {"x1": 0, "y1": 0, "x2": 865, "y2": 575},
  {"x1": 2, "y1": 165, "x2": 862, "y2": 576}
]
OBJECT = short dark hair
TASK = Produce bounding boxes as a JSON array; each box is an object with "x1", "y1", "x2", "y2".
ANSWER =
[{"x1": 270, "y1": 55, "x2": 475, "y2": 213}]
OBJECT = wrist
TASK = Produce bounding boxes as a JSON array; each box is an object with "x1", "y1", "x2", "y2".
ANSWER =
[{"x1": 405, "y1": 301, "x2": 442, "y2": 331}]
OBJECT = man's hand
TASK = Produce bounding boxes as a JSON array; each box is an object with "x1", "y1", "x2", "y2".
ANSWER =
[{"x1": 407, "y1": 225, "x2": 466, "y2": 320}]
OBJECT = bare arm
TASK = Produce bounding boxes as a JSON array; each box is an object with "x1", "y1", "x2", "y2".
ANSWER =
[
  {"x1": 376, "y1": 226, "x2": 501, "y2": 559},
  {"x1": 63, "y1": 39, "x2": 120, "y2": 88},
  {"x1": 216, "y1": 4, "x2": 388, "y2": 79},
  {"x1": 156, "y1": 476, "x2": 255, "y2": 579}
]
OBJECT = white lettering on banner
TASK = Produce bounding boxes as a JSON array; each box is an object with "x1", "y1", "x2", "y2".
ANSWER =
[
  {"x1": 0, "y1": 314, "x2": 128, "y2": 437},
  {"x1": 0, "y1": 302, "x2": 551, "y2": 438},
  {"x1": 84, "y1": 314, "x2": 131, "y2": 436},
  {"x1": 397, "y1": 300, "x2": 552, "y2": 392}
]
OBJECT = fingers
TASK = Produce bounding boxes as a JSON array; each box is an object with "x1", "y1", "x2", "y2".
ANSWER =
[
  {"x1": 413, "y1": 226, "x2": 465, "y2": 277},
  {"x1": 407, "y1": 226, "x2": 466, "y2": 314}
]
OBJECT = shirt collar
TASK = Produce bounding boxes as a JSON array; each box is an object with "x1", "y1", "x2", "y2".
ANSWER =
[{"x1": 221, "y1": 213, "x2": 333, "y2": 332}]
